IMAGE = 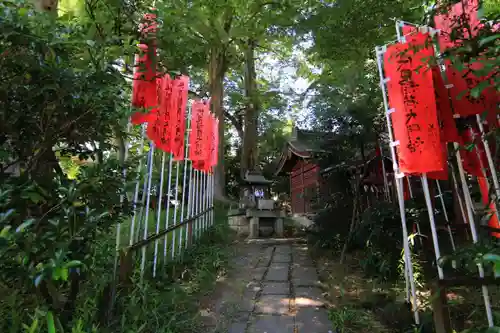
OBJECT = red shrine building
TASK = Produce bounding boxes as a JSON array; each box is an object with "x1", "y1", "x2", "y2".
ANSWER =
[
  {"x1": 274, "y1": 127, "x2": 394, "y2": 215},
  {"x1": 273, "y1": 128, "x2": 330, "y2": 215}
]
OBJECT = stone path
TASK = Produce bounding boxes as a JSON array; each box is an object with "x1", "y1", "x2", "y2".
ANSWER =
[{"x1": 206, "y1": 239, "x2": 333, "y2": 333}]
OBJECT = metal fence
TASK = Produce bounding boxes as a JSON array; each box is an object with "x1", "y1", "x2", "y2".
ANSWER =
[{"x1": 113, "y1": 105, "x2": 215, "y2": 285}]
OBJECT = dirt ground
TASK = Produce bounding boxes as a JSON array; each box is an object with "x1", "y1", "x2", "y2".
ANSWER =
[{"x1": 313, "y1": 249, "x2": 500, "y2": 333}]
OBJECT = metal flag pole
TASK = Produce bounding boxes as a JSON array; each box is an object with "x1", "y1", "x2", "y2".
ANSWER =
[
  {"x1": 476, "y1": 115, "x2": 500, "y2": 205},
  {"x1": 199, "y1": 170, "x2": 204, "y2": 233},
  {"x1": 179, "y1": 105, "x2": 192, "y2": 255},
  {"x1": 201, "y1": 171, "x2": 206, "y2": 232},
  {"x1": 204, "y1": 171, "x2": 209, "y2": 230},
  {"x1": 454, "y1": 141, "x2": 494, "y2": 326},
  {"x1": 435, "y1": 180, "x2": 457, "y2": 251},
  {"x1": 163, "y1": 156, "x2": 174, "y2": 264},
  {"x1": 375, "y1": 45, "x2": 420, "y2": 324},
  {"x1": 171, "y1": 159, "x2": 181, "y2": 260},
  {"x1": 152, "y1": 151, "x2": 166, "y2": 277},
  {"x1": 198, "y1": 170, "x2": 203, "y2": 237},
  {"x1": 197, "y1": 170, "x2": 202, "y2": 237},
  {"x1": 421, "y1": 175, "x2": 445, "y2": 279},
  {"x1": 129, "y1": 125, "x2": 147, "y2": 245},
  {"x1": 471, "y1": 127, "x2": 500, "y2": 223},
  {"x1": 210, "y1": 171, "x2": 215, "y2": 226},
  {"x1": 193, "y1": 169, "x2": 199, "y2": 241},
  {"x1": 140, "y1": 143, "x2": 156, "y2": 279},
  {"x1": 450, "y1": 162, "x2": 468, "y2": 226},
  {"x1": 185, "y1": 163, "x2": 194, "y2": 247},
  {"x1": 135, "y1": 151, "x2": 151, "y2": 244}
]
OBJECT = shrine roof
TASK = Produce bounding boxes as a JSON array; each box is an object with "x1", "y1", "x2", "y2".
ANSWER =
[
  {"x1": 273, "y1": 128, "x2": 336, "y2": 176},
  {"x1": 241, "y1": 170, "x2": 273, "y2": 185}
]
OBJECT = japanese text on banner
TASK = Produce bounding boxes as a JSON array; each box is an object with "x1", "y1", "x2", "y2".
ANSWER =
[{"x1": 384, "y1": 32, "x2": 446, "y2": 174}]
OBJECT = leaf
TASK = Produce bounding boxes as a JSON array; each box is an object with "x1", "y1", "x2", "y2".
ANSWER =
[
  {"x1": 34, "y1": 275, "x2": 43, "y2": 287},
  {"x1": 16, "y1": 219, "x2": 35, "y2": 233},
  {"x1": 27, "y1": 191, "x2": 44, "y2": 204},
  {"x1": 26, "y1": 318, "x2": 39, "y2": 333},
  {"x1": 0, "y1": 208, "x2": 15, "y2": 221},
  {"x1": 470, "y1": 80, "x2": 490, "y2": 98},
  {"x1": 65, "y1": 260, "x2": 82, "y2": 268},
  {"x1": 46, "y1": 312, "x2": 56, "y2": 333},
  {"x1": 479, "y1": 34, "x2": 500, "y2": 47},
  {"x1": 0, "y1": 226, "x2": 12, "y2": 238}
]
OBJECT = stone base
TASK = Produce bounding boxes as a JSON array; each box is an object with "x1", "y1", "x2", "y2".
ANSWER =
[
  {"x1": 275, "y1": 218, "x2": 284, "y2": 237},
  {"x1": 249, "y1": 217, "x2": 259, "y2": 238},
  {"x1": 229, "y1": 215, "x2": 249, "y2": 236}
]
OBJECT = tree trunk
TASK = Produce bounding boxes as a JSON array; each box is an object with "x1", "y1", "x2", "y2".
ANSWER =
[
  {"x1": 209, "y1": 46, "x2": 228, "y2": 199},
  {"x1": 241, "y1": 39, "x2": 259, "y2": 179}
]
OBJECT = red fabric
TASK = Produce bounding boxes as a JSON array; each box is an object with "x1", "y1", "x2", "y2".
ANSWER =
[
  {"x1": 444, "y1": 60, "x2": 498, "y2": 117},
  {"x1": 403, "y1": 177, "x2": 411, "y2": 201},
  {"x1": 478, "y1": 176, "x2": 500, "y2": 238},
  {"x1": 171, "y1": 76, "x2": 189, "y2": 161},
  {"x1": 131, "y1": 44, "x2": 157, "y2": 112},
  {"x1": 384, "y1": 33, "x2": 446, "y2": 174},
  {"x1": 459, "y1": 126, "x2": 488, "y2": 177},
  {"x1": 188, "y1": 100, "x2": 209, "y2": 161},
  {"x1": 432, "y1": 67, "x2": 460, "y2": 142},
  {"x1": 147, "y1": 75, "x2": 174, "y2": 152},
  {"x1": 427, "y1": 142, "x2": 449, "y2": 180},
  {"x1": 402, "y1": 24, "x2": 416, "y2": 35},
  {"x1": 434, "y1": 0, "x2": 481, "y2": 52},
  {"x1": 131, "y1": 13, "x2": 158, "y2": 123},
  {"x1": 210, "y1": 117, "x2": 219, "y2": 168}
]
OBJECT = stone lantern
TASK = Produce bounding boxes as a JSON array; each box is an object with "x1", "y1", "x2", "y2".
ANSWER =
[{"x1": 228, "y1": 170, "x2": 284, "y2": 238}]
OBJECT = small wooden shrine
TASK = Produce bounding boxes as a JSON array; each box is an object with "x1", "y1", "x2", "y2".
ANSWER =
[{"x1": 273, "y1": 127, "x2": 333, "y2": 215}]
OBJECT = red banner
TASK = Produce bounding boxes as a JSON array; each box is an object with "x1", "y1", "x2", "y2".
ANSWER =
[
  {"x1": 131, "y1": 44, "x2": 157, "y2": 113},
  {"x1": 211, "y1": 117, "x2": 219, "y2": 168},
  {"x1": 171, "y1": 76, "x2": 189, "y2": 161},
  {"x1": 427, "y1": 142, "x2": 449, "y2": 180},
  {"x1": 432, "y1": 67, "x2": 460, "y2": 143},
  {"x1": 131, "y1": 13, "x2": 158, "y2": 124},
  {"x1": 459, "y1": 126, "x2": 489, "y2": 177},
  {"x1": 384, "y1": 32, "x2": 446, "y2": 175},
  {"x1": 444, "y1": 61, "x2": 498, "y2": 118},
  {"x1": 147, "y1": 75, "x2": 174, "y2": 152},
  {"x1": 188, "y1": 100, "x2": 209, "y2": 161},
  {"x1": 434, "y1": 0, "x2": 481, "y2": 51}
]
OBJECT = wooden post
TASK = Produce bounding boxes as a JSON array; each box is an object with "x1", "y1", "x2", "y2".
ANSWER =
[{"x1": 431, "y1": 283, "x2": 453, "y2": 333}]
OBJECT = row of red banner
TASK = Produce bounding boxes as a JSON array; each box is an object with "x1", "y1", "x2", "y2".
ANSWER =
[
  {"x1": 384, "y1": 0, "x2": 499, "y2": 234},
  {"x1": 129, "y1": 13, "x2": 218, "y2": 172},
  {"x1": 383, "y1": 1, "x2": 498, "y2": 178}
]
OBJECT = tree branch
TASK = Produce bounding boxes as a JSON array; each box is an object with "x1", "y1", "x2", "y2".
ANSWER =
[{"x1": 225, "y1": 110, "x2": 244, "y2": 139}]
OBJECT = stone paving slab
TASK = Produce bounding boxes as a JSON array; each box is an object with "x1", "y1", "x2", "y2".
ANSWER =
[
  {"x1": 261, "y1": 282, "x2": 289, "y2": 295},
  {"x1": 228, "y1": 322, "x2": 248, "y2": 333},
  {"x1": 245, "y1": 281, "x2": 262, "y2": 299},
  {"x1": 273, "y1": 253, "x2": 292, "y2": 263},
  {"x1": 274, "y1": 245, "x2": 292, "y2": 254},
  {"x1": 294, "y1": 286, "x2": 326, "y2": 308},
  {"x1": 255, "y1": 256, "x2": 272, "y2": 268},
  {"x1": 255, "y1": 295, "x2": 291, "y2": 315},
  {"x1": 247, "y1": 314, "x2": 295, "y2": 333},
  {"x1": 212, "y1": 241, "x2": 333, "y2": 333},
  {"x1": 291, "y1": 266, "x2": 320, "y2": 286},
  {"x1": 265, "y1": 264, "x2": 289, "y2": 281},
  {"x1": 295, "y1": 307, "x2": 332, "y2": 333}
]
